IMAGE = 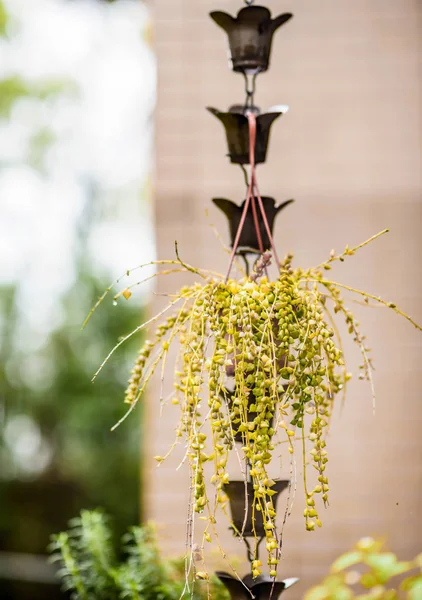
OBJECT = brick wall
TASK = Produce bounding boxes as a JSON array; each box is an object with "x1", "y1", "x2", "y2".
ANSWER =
[{"x1": 145, "y1": 0, "x2": 422, "y2": 594}]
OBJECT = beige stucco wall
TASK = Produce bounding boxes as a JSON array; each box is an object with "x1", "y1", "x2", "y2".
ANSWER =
[{"x1": 145, "y1": 0, "x2": 422, "y2": 595}]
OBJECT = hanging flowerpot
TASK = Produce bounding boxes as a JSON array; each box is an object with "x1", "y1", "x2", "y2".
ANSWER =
[
  {"x1": 223, "y1": 387, "x2": 278, "y2": 443},
  {"x1": 213, "y1": 196, "x2": 294, "y2": 253},
  {"x1": 207, "y1": 105, "x2": 285, "y2": 164},
  {"x1": 210, "y1": 6, "x2": 293, "y2": 74},
  {"x1": 216, "y1": 571, "x2": 299, "y2": 600},
  {"x1": 224, "y1": 480, "x2": 289, "y2": 538},
  {"x1": 93, "y1": 229, "x2": 421, "y2": 577}
]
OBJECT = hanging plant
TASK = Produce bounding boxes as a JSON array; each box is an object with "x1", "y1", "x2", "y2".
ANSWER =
[
  {"x1": 84, "y1": 114, "x2": 422, "y2": 580},
  {"x1": 86, "y1": 226, "x2": 420, "y2": 579}
]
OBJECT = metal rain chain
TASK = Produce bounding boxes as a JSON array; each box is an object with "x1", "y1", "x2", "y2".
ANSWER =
[{"x1": 208, "y1": 2, "x2": 298, "y2": 599}]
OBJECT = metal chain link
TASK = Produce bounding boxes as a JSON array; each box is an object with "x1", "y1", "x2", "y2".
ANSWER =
[
  {"x1": 243, "y1": 73, "x2": 257, "y2": 109},
  {"x1": 245, "y1": 0, "x2": 255, "y2": 5}
]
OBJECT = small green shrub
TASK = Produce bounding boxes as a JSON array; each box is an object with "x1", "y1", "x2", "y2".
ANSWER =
[
  {"x1": 304, "y1": 537, "x2": 422, "y2": 600},
  {"x1": 49, "y1": 510, "x2": 230, "y2": 600}
]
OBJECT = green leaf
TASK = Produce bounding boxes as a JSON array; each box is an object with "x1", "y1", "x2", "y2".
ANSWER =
[
  {"x1": 356, "y1": 537, "x2": 383, "y2": 553},
  {"x1": 331, "y1": 551, "x2": 363, "y2": 573},
  {"x1": 304, "y1": 585, "x2": 330, "y2": 600},
  {"x1": 408, "y1": 579, "x2": 422, "y2": 600},
  {"x1": 365, "y1": 553, "x2": 412, "y2": 584},
  {"x1": 414, "y1": 553, "x2": 422, "y2": 569},
  {"x1": 360, "y1": 572, "x2": 379, "y2": 589},
  {"x1": 401, "y1": 574, "x2": 422, "y2": 592}
]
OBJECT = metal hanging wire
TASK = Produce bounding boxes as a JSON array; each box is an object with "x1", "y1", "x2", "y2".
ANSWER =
[
  {"x1": 244, "y1": 536, "x2": 264, "y2": 564},
  {"x1": 225, "y1": 112, "x2": 281, "y2": 282},
  {"x1": 239, "y1": 164, "x2": 250, "y2": 188},
  {"x1": 243, "y1": 72, "x2": 257, "y2": 109}
]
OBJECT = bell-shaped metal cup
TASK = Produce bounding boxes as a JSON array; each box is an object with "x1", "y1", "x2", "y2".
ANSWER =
[
  {"x1": 210, "y1": 6, "x2": 293, "y2": 74},
  {"x1": 216, "y1": 571, "x2": 299, "y2": 600},
  {"x1": 221, "y1": 388, "x2": 276, "y2": 443},
  {"x1": 207, "y1": 105, "x2": 285, "y2": 165},
  {"x1": 223, "y1": 480, "x2": 289, "y2": 538},
  {"x1": 213, "y1": 197, "x2": 294, "y2": 253}
]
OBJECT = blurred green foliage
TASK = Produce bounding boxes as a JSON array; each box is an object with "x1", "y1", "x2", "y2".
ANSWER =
[
  {"x1": 0, "y1": 0, "x2": 77, "y2": 172},
  {"x1": 0, "y1": 75, "x2": 77, "y2": 118},
  {"x1": 0, "y1": 1, "x2": 142, "y2": 551},
  {"x1": 0, "y1": 269, "x2": 143, "y2": 551},
  {"x1": 27, "y1": 126, "x2": 57, "y2": 171},
  {"x1": 0, "y1": 35, "x2": 77, "y2": 173},
  {"x1": 0, "y1": 2, "x2": 148, "y2": 598},
  {"x1": 304, "y1": 537, "x2": 422, "y2": 600},
  {"x1": 0, "y1": 34, "x2": 143, "y2": 571},
  {"x1": 50, "y1": 510, "x2": 230, "y2": 600},
  {"x1": 0, "y1": 0, "x2": 7, "y2": 37},
  {"x1": 0, "y1": 76, "x2": 31, "y2": 117}
]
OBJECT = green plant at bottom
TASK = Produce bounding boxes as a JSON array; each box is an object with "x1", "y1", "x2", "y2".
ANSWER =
[
  {"x1": 304, "y1": 537, "x2": 422, "y2": 600},
  {"x1": 49, "y1": 509, "x2": 230, "y2": 600}
]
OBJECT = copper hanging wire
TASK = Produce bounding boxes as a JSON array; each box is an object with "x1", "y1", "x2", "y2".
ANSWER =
[
  {"x1": 225, "y1": 113, "x2": 281, "y2": 281},
  {"x1": 247, "y1": 113, "x2": 281, "y2": 271},
  {"x1": 225, "y1": 192, "x2": 253, "y2": 282}
]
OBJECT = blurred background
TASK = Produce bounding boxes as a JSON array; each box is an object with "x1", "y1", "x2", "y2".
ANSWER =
[
  {"x1": 1, "y1": 0, "x2": 421, "y2": 599},
  {"x1": 0, "y1": 0, "x2": 154, "y2": 598}
]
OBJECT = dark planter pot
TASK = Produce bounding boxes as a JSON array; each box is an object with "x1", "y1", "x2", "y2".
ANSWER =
[
  {"x1": 216, "y1": 571, "x2": 299, "y2": 600},
  {"x1": 207, "y1": 106, "x2": 284, "y2": 165},
  {"x1": 210, "y1": 6, "x2": 293, "y2": 75},
  {"x1": 213, "y1": 197, "x2": 294, "y2": 253},
  {"x1": 223, "y1": 388, "x2": 276, "y2": 444},
  {"x1": 224, "y1": 480, "x2": 289, "y2": 538}
]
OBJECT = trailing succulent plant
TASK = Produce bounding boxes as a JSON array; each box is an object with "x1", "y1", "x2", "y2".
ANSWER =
[{"x1": 86, "y1": 230, "x2": 421, "y2": 579}]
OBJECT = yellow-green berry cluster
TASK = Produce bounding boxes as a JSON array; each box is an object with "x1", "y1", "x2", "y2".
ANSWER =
[{"x1": 118, "y1": 240, "x2": 420, "y2": 575}]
